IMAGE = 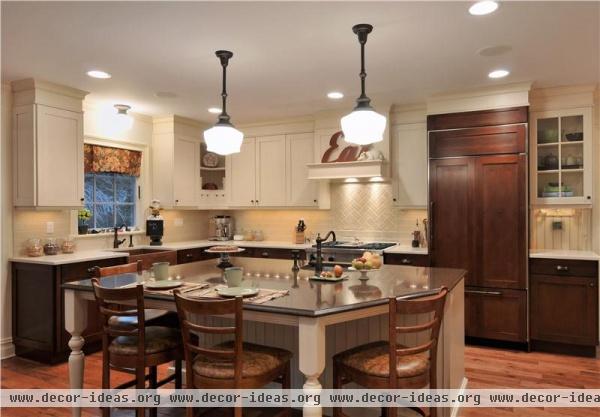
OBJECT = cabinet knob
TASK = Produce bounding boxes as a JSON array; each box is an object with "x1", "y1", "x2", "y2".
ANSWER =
[
  {"x1": 256, "y1": 200, "x2": 259, "y2": 204},
  {"x1": 175, "y1": 199, "x2": 179, "y2": 203},
  {"x1": 80, "y1": 198, "x2": 84, "y2": 202},
  {"x1": 590, "y1": 283, "x2": 595, "y2": 288},
  {"x1": 401, "y1": 258, "x2": 412, "y2": 265},
  {"x1": 556, "y1": 265, "x2": 569, "y2": 272},
  {"x1": 261, "y1": 251, "x2": 269, "y2": 257},
  {"x1": 393, "y1": 198, "x2": 397, "y2": 202},
  {"x1": 251, "y1": 200, "x2": 254, "y2": 203},
  {"x1": 186, "y1": 253, "x2": 193, "y2": 258},
  {"x1": 313, "y1": 199, "x2": 317, "y2": 203}
]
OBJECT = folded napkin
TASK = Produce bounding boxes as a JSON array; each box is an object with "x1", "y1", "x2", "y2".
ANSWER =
[
  {"x1": 143, "y1": 281, "x2": 209, "y2": 296},
  {"x1": 189, "y1": 285, "x2": 289, "y2": 304}
]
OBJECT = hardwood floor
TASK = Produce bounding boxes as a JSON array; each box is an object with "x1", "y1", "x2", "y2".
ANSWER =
[{"x1": 1, "y1": 346, "x2": 599, "y2": 417}]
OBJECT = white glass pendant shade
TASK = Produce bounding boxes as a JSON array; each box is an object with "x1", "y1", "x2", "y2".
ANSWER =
[
  {"x1": 341, "y1": 109, "x2": 386, "y2": 145},
  {"x1": 204, "y1": 124, "x2": 244, "y2": 155}
]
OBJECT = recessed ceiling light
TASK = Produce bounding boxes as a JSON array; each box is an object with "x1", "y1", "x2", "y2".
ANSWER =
[
  {"x1": 469, "y1": 1, "x2": 499, "y2": 16},
  {"x1": 477, "y1": 45, "x2": 512, "y2": 57},
  {"x1": 327, "y1": 91, "x2": 344, "y2": 99},
  {"x1": 208, "y1": 107, "x2": 222, "y2": 114},
  {"x1": 488, "y1": 69, "x2": 510, "y2": 79},
  {"x1": 86, "y1": 70, "x2": 111, "y2": 79},
  {"x1": 154, "y1": 91, "x2": 177, "y2": 98}
]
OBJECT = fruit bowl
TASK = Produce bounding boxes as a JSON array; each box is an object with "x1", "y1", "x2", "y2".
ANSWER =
[{"x1": 348, "y1": 266, "x2": 378, "y2": 281}]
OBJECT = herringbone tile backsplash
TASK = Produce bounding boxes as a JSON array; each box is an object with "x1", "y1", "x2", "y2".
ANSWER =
[{"x1": 213, "y1": 182, "x2": 428, "y2": 244}]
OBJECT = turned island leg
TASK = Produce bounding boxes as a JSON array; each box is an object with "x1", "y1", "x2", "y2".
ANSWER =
[
  {"x1": 64, "y1": 289, "x2": 88, "y2": 417},
  {"x1": 298, "y1": 317, "x2": 326, "y2": 417}
]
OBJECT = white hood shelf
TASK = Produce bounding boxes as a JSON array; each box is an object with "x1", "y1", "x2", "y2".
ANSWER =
[{"x1": 307, "y1": 159, "x2": 388, "y2": 180}]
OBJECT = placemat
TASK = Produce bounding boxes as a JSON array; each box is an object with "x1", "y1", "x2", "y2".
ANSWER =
[{"x1": 189, "y1": 285, "x2": 289, "y2": 304}]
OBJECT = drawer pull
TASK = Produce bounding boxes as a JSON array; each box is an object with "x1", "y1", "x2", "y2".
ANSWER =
[
  {"x1": 261, "y1": 252, "x2": 269, "y2": 257},
  {"x1": 186, "y1": 253, "x2": 194, "y2": 258},
  {"x1": 556, "y1": 265, "x2": 569, "y2": 272},
  {"x1": 401, "y1": 258, "x2": 412, "y2": 265},
  {"x1": 465, "y1": 290, "x2": 503, "y2": 296}
]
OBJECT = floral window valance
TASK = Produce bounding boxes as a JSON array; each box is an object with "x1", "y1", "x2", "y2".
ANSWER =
[{"x1": 84, "y1": 144, "x2": 142, "y2": 177}]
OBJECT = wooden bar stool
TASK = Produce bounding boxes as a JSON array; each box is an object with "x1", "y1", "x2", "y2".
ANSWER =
[
  {"x1": 333, "y1": 287, "x2": 449, "y2": 417},
  {"x1": 92, "y1": 260, "x2": 176, "y2": 329},
  {"x1": 174, "y1": 291, "x2": 292, "y2": 417},
  {"x1": 92, "y1": 278, "x2": 183, "y2": 417}
]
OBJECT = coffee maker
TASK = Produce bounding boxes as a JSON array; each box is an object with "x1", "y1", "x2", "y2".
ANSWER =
[{"x1": 208, "y1": 215, "x2": 234, "y2": 241}]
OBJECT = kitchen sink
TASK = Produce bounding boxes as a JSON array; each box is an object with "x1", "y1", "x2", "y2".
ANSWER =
[{"x1": 114, "y1": 248, "x2": 171, "y2": 255}]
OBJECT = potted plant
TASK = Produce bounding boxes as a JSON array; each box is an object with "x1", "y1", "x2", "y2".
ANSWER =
[{"x1": 78, "y1": 208, "x2": 92, "y2": 235}]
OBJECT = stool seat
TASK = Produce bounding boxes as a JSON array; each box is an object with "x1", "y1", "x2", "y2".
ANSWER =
[
  {"x1": 192, "y1": 341, "x2": 292, "y2": 380},
  {"x1": 109, "y1": 326, "x2": 181, "y2": 355},
  {"x1": 108, "y1": 309, "x2": 170, "y2": 330},
  {"x1": 334, "y1": 341, "x2": 429, "y2": 378}
]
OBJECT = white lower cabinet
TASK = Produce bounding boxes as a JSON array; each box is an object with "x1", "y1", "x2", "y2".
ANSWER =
[
  {"x1": 227, "y1": 133, "x2": 319, "y2": 208},
  {"x1": 391, "y1": 122, "x2": 427, "y2": 207}
]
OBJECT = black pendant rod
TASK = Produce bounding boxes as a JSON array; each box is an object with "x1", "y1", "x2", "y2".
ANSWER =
[
  {"x1": 215, "y1": 50, "x2": 233, "y2": 124},
  {"x1": 352, "y1": 24, "x2": 373, "y2": 110}
]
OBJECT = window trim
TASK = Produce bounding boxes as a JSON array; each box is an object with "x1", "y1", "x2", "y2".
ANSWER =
[{"x1": 71, "y1": 136, "x2": 150, "y2": 236}]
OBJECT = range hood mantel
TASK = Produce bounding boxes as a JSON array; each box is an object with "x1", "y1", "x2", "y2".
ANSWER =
[{"x1": 307, "y1": 159, "x2": 388, "y2": 180}]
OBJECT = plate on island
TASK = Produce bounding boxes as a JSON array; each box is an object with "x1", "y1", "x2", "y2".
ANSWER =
[
  {"x1": 309, "y1": 275, "x2": 348, "y2": 282},
  {"x1": 216, "y1": 287, "x2": 259, "y2": 298},
  {"x1": 145, "y1": 280, "x2": 183, "y2": 290}
]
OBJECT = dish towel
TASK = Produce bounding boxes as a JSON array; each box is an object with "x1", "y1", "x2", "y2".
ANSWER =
[{"x1": 190, "y1": 285, "x2": 290, "y2": 304}]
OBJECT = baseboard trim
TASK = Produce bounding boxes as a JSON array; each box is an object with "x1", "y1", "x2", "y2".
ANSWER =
[
  {"x1": 451, "y1": 377, "x2": 468, "y2": 417},
  {"x1": 1, "y1": 337, "x2": 15, "y2": 359}
]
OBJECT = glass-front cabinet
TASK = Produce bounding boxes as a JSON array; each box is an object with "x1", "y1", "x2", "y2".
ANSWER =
[{"x1": 530, "y1": 108, "x2": 593, "y2": 205}]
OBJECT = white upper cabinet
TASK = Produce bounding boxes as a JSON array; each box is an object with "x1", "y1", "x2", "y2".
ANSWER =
[
  {"x1": 152, "y1": 116, "x2": 204, "y2": 208},
  {"x1": 286, "y1": 133, "x2": 318, "y2": 206},
  {"x1": 227, "y1": 137, "x2": 257, "y2": 206},
  {"x1": 172, "y1": 135, "x2": 200, "y2": 206},
  {"x1": 530, "y1": 108, "x2": 593, "y2": 205},
  {"x1": 12, "y1": 79, "x2": 87, "y2": 207},
  {"x1": 256, "y1": 135, "x2": 287, "y2": 206},
  {"x1": 227, "y1": 132, "x2": 319, "y2": 208},
  {"x1": 391, "y1": 122, "x2": 427, "y2": 207}
]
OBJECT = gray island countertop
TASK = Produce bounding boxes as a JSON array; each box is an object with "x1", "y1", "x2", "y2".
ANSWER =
[{"x1": 63, "y1": 257, "x2": 465, "y2": 317}]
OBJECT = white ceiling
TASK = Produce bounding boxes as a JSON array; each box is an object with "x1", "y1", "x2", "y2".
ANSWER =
[{"x1": 2, "y1": 1, "x2": 599, "y2": 123}]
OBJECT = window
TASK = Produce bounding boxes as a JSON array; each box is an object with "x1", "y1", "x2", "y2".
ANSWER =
[{"x1": 84, "y1": 173, "x2": 137, "y2": 229}]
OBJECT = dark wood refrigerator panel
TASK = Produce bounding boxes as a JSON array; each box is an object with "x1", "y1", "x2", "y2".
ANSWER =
[
  {"x1": 429, "y1": 158, "x2": 476, "y2": 286},
  {"x1": 475, "y1": 155, "x2": 527, "y2": 289}
]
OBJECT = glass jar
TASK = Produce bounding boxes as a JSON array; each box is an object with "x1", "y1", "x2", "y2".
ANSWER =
[
  {"x1": 26, "y1": 238, "x2": 43, "y2": 257},
  {"x1": 61, "y1": 237, "x2": 76, "y2": 254},
  {"x1": 43, "y1": 238, "x2": 60, "y2": 255}
]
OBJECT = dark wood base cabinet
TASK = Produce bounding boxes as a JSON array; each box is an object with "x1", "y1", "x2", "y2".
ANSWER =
[
  {"x1": 530, "y1": 258, "x2": 598, "y2": 357},
  {"x1": 12, "y1": 257, "x2": 126, "y2": 363},
  {"x1": 384, "y1": 253, "x2": 429, "y2": 267},
  {"x1": 465, "y1": 287, "x2": 527, "y2": 343}
]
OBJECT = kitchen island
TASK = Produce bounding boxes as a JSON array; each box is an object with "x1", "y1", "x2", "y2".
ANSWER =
[{"x1": 63, "y1": 258, "x2": 466, "y2": 417}]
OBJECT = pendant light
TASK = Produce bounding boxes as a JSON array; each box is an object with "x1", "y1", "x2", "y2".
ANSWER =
[
  {"x1": 204, "y1": 50, "x2": 244, "y2": 155},
  {"x1": 340, "y1": 24, "x2": 386, "y2": 145}
]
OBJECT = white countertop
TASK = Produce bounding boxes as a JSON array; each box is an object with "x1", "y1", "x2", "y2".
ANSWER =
[
  {"x1": 383, "y1": 245, "x2": 428, "y2": 255},
  {"x1": 155, "y1": 240, "x2": 313, "y2": 251},
  {"x1": 529, "y1": 249, "x2": 600, "y2": 261},
  {"x1": 9, "y1": 250, "x2": 129, "y2": 266}
]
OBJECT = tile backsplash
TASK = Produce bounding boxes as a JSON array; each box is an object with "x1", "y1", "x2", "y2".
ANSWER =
[
  {"x1": 213, "y1": 182, "x2": 428, "y2": 245},
  {"x1": 12, "y1": 183, "x2": 430, "y2": 253},
  {"x1": 530, "y1": 208, "x2": 592, "y2": 251}
]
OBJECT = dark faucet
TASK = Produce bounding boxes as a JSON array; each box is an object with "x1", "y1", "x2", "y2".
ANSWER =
[
  {"x1": 314, "y1": 230, "x2": 336, "y2": 275},
  {"x1": 113, "y1": 225, "x2": 127, "y2": 249}
]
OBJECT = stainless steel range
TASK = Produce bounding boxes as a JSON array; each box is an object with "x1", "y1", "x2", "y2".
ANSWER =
[{"x1": 306, "y1": 240, "x2": 396, "y2": 264}]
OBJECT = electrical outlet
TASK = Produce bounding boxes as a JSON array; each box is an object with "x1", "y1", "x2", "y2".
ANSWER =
[
  {"x1": 46, "y1": 221, "x2": 54, "y2": 234},
  {"x1": 174, "y1": 218, "x2": 184, "y2": 227}
]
